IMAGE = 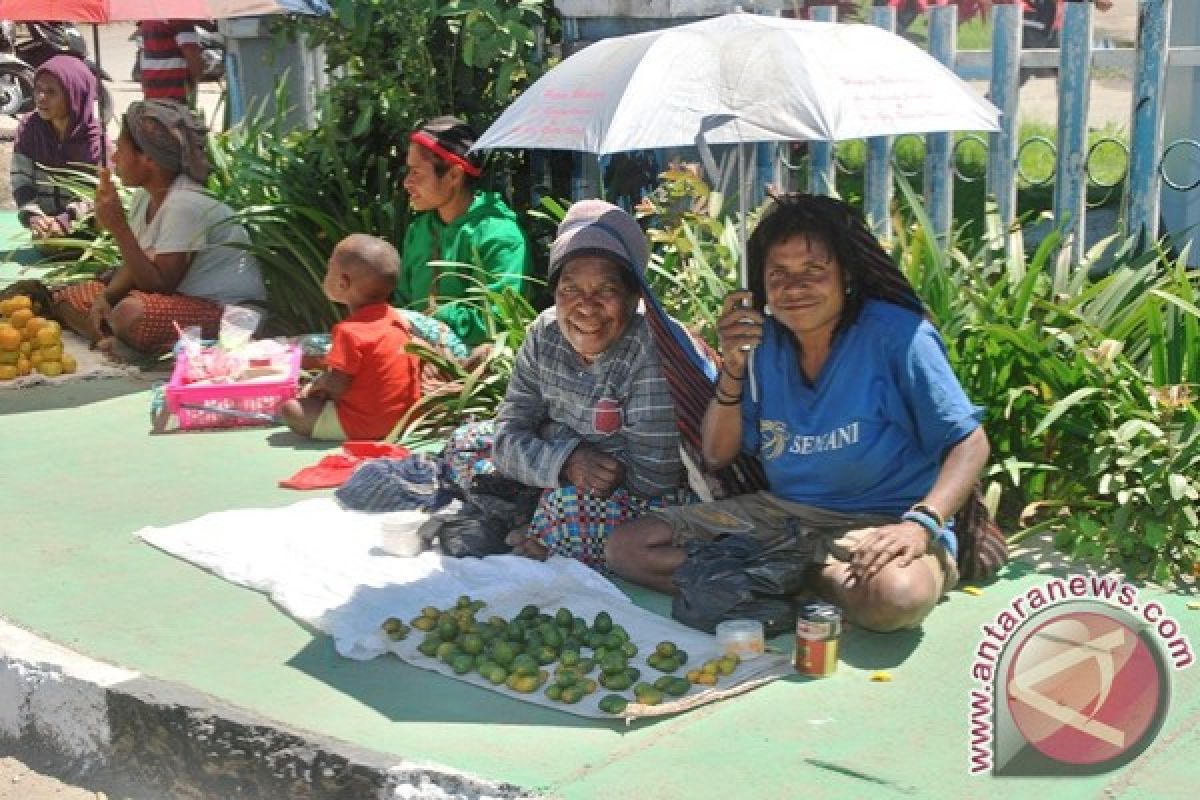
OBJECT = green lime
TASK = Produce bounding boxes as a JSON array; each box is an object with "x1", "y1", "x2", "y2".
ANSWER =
[
  {"x1": 598, "y1": 694, "x2": 628, "y2": 715},
  {"x1": 489, "y1": 641, "x2": 516, "y2": 667},
  {"x1": 555, "y1": 608, "x2": 574, "y2": 629},
  {"x1": 459, "y1": 633, "x2": 485, "y2": 656},
  {"x1": 601, "y1": 652, "x2": 627, "y2": 676},
  {"x1": 593, "y1": 611, "x2": 613, "y2": 634},
  {"x1": 666, "y1": 677, "x2": 691, "y2": 697},
  {"x1": 512, "y1": 654, "x2": 539, "y2": 677},
  {"x1": 437, "y1": 619, "x2": 459, "y2": 641},
  {"x1": 599, "y1": 672, "x2": 632, "y2": 691},
  {"x1": 381, "y1": 618, "x2": 409, "y2": 641}
]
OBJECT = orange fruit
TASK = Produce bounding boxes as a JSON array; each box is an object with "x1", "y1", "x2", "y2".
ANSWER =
[
  {"x1": 59, "y1": 353, "x2": 76, "y2": 374},
  {"x1": 0, "y1": 327, "x2": 19, "y2": 351},
  {"x1": 36, "y1": 360, "x2": 62, "y2": 377},
  {"x1": 0, "y1": 351, "x2": 17, "y2": 365},
  {"x1": 24, "y1": 316, "x2": 46, "y2": 335},
  {"x1": 34, "y1": 326, "x2": 60, "y2": 347},
  {"x1": 29, "y1": 349, "x2": 43, "y2": 367},
  {"x1": 9, "y1": 308, "x2": 33, "y2": 329},
  {"x1": 16, "y1": 357, "x2": 31, "y2": 376},
  {"x1": 8, "y1": 295, "x2": 31, "y2": 311},
  {"x1": 19, "y1": 340, "x2": 31, "y2": 356},
  {"x1": 38, "y1": 344, "x2": 62, "y2": 362},
  {"x1": 0, "y1": 365, "x2": 16, "y2": 381}
]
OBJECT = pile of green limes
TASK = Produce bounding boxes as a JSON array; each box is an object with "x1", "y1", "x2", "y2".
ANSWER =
[{"x1": 380, "y1": 596, "x2": 741, "y2": 715}]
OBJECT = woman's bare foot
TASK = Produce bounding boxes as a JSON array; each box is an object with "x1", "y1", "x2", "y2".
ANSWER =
[{"x1": 95, "y1": 336, "x2": 148, "y2": 364}]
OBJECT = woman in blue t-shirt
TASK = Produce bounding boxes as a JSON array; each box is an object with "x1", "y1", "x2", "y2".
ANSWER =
[{"x1": 607, "y1": 193, "x2": 990, "y2": 632}]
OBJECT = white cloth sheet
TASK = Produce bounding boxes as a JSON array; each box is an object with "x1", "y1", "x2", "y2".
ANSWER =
[{"x1": 136, "y1": 498, "x2": 789, "y2": 718}]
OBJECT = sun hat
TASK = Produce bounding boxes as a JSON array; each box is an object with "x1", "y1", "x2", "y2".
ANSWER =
[{"x1": 547, "y1": 199, "x2": 649, "y2": 280}]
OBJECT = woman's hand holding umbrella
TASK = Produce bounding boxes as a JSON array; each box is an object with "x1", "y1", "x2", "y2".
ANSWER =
[{"x1": 716, "y1": 290, "x2": 763, "y2": 375}]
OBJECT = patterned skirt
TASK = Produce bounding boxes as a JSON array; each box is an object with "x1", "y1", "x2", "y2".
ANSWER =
[
  {"x1": 529, "y1": 486, "x2": 667, "y2": 568},
  {"x1": 443, "y1": 420, "x2": 678, "y2": 568},
  {"x1": 54, "y1": 280, "x2": 223, "y2": 354}
]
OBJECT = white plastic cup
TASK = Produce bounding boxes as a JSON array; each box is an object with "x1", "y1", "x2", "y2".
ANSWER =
[{"x1": 380, "y1": 512, "x2": 426, "y2": 557}]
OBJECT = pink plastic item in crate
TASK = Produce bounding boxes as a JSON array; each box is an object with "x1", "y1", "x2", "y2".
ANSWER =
[{"x1": 165, "y1": 345, "x2": 302, "y2": 430}]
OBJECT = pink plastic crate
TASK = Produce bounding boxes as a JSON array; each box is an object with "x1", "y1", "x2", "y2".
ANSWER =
[{"x1": 165, "y1": 345, "x2": 302, "y2": 430}]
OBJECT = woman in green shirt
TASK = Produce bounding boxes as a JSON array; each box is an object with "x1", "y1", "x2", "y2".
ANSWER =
[{"x1": 398, "y1": 116, "x2": 532, "y2": 348}]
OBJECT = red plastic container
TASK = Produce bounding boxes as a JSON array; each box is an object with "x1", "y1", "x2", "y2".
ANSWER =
[{"x1": 165, "y1": 345, "x2": 301, "y2": 430}]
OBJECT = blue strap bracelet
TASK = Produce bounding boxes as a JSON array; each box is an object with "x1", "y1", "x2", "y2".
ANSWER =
[{"x1": 901, "y1": 510, "x2": 958, "y2": 561}]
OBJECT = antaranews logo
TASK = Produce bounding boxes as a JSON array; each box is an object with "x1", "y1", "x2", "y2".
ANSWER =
[{"x1": 967, "y1": 574, "x2": 1194, "y2": 776}]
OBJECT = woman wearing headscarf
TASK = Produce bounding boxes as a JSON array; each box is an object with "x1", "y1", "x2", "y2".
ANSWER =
[
  {"x1": 53, "y1": 100, "x2": 267, "y2": 356},
  {"x1": 10, "y1": 55, "x2": 108, "y2": 240}
]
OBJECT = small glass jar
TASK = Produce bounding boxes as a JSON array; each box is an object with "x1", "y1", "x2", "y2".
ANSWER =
[{"x1": 716, "y1": 619, "x2": 766, "y2": 660}]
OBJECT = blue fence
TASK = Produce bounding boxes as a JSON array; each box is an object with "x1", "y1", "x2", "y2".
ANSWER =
[
  {"x1": 804, "y1": 0, "x2": 1195, "y2": 267},
  {"x1": 563, "y1": 0, "x2": 1199, "y2": 268}
]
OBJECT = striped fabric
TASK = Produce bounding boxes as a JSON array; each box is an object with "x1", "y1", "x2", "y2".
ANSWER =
[
  {"x1": 636, "y1": 279, "x2": 769, "y2": 497},
  {"x1": 139, "y1": 20, "x2": 200, "y2": 102},
  {"x1": 493, "y1": 309, "x2": 683, "y2": 499}
]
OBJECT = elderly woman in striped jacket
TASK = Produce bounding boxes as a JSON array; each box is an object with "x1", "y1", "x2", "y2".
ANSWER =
[{"x1": 489, "y1": 200, "x2": 698, "y2": 567}]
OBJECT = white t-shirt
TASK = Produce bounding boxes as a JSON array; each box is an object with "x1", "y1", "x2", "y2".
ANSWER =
[{"x1": 128, "y1": 175, "x2": 266, "y2": 306}]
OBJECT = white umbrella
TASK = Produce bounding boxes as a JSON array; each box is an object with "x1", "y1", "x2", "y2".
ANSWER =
[
  {"x1": 475, "y1": 13, "x2": 998, "y2": 153},
  {"x1": 473, "y1": 12, "x2": 999, "y2": 285}
]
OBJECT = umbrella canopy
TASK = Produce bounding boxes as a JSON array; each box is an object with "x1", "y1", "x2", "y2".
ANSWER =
[
  {"x1": 0, "y1": 1, "x2": 329, "y2": 23},
  {"x1": 474, "y1": 12, "x2": 999, "y2": 155}
]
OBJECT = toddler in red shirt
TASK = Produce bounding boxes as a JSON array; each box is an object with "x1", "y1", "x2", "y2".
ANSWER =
[{"x1": 282, "y1": 235, "x2": 422, "y2": 441}]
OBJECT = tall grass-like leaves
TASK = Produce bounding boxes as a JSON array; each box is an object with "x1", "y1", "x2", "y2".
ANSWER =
[
  {"x1": 891, "y1": 181, "x2": 1200, "y2": 581},
  {"x1": 387, "y1": 269, "x2": 540, "y2": 449}
]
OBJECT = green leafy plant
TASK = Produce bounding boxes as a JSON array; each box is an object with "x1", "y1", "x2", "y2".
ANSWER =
[
  {"x1": 388, "y1": 271, "x2": 540, "y2": 448},
  {"x1": 892, "y1": 177, "x2": 1200, "y2": 581},
  {"x1": 636, "y1": 165, "x2": 742, "y2": 347}
]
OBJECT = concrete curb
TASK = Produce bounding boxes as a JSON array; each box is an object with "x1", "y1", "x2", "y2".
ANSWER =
[{"x1": 1, "y1": 619, "x2": 538, "y2": 799}]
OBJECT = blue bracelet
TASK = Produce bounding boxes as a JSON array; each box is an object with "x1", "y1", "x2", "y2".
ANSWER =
[{"x1": 901, "y1": 509, "x2": 958, "y2": 561}]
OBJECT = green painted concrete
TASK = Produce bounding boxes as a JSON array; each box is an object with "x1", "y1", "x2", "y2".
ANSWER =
[
  {"x1": 2, "y1": 235, "x2": 1198, "y2": 797},
  {"x1": 4, "y1": 381, "x2": 1196, "y2": 799}
]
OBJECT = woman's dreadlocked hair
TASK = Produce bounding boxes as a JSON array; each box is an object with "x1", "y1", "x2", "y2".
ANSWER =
[{"x1": 746, "y1": 192, "x2": 923, "y2": 336}]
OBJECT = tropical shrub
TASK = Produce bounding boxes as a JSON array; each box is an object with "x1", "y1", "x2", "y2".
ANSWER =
[{"x1": 892, "y1": 179, "x2": 1200, "y2": 581}]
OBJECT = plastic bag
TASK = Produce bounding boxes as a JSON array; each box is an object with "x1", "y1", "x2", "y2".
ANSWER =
[
  {"x1": 419, "y1": 473, "x2": 542, "y2": 558},
  {"x1": 218, "y1": 304, "x2": 262, "y2": 351},
  {"x1": 671, "y1": 533, "x2": 817, "y2": 636}
]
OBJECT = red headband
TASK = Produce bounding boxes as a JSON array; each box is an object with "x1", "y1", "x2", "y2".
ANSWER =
[{"x1": 410, "y1": 131, "x2": 483, "y2": 178}]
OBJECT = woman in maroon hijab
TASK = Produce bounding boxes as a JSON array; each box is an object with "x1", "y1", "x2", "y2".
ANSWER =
[{"x1": 9, "y1": 55, "x2": 108, "y2": 241}]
